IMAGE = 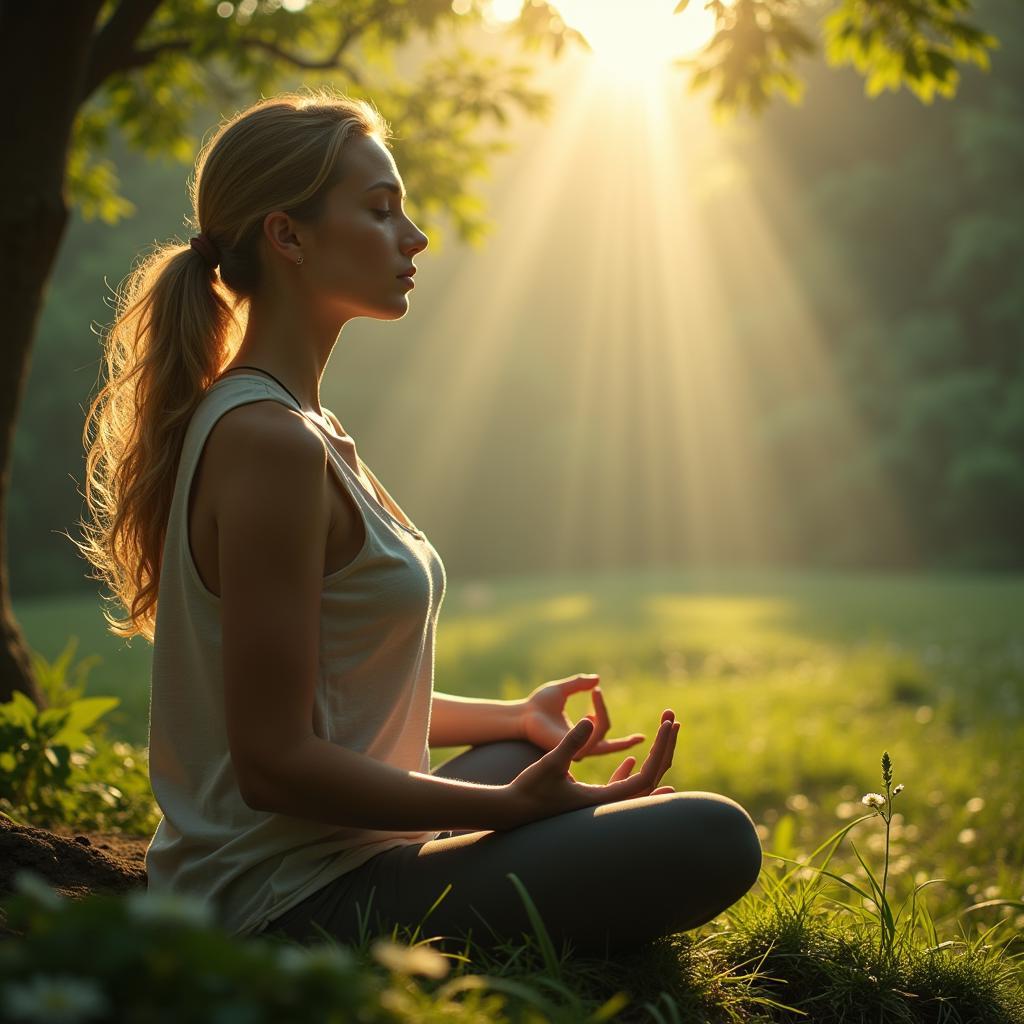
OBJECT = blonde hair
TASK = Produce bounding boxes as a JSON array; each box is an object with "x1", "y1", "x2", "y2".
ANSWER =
[{"x1": 75, "y1": 88, "x2": 390, "y2": 642}]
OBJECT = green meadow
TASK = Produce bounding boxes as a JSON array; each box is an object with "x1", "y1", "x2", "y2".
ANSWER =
[{"x1": 14, "y1": 568, "x2": 1023, "y2": 943}]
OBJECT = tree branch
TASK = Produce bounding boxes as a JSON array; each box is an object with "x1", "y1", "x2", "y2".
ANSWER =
[
  {"x1": 82, "y1": 0, "x2": 164, "y2": 100},
  {"x1": 240, "y1": 36, "x2": 366, "y2": 84},
  {"x1": 79, "y1": 4, "x2": 389, "y2": 100}
]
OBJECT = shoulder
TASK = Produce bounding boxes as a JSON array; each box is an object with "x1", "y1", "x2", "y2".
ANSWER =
[
  {"x1": 204, "y1": 399, "x2": 329, "y2": 503},
  {"x1": 208, "y1": 398, "x2": 326, "y2": 463}
]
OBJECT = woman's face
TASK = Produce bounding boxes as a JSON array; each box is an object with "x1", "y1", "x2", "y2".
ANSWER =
[{"x1": 299, "y1": 134, "x2": 428, "y2": 320}]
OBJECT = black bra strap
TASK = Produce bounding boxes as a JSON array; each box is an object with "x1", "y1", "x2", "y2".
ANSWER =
[{"x1": 217, "y1": 365, "x2": 302, "y2": 409}]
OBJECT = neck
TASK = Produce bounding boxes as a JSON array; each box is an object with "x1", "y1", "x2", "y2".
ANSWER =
[{"x1": 229, "y1": 295, "x2": 347, "y2": 415}]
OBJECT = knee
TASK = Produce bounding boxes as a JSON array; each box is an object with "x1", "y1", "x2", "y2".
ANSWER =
[
  {"x1": 708, "y1": 796, "x2": 762, "y2": 897},
  {"x1": 669, "y1": 793, "x2": 763, "y2": 898}
]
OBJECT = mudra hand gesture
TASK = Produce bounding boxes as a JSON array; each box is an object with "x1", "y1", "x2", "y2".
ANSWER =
[{"x1": 518, "y1": 673, "x2": 677, "y2": 793}]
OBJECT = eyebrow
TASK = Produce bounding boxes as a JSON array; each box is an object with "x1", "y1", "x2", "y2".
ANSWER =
[{"x1": 364, "y1": 180, "x2": 407, "y2": 200}]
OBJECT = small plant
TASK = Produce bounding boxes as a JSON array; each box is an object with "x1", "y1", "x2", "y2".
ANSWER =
[
  {"x1": 0, "y1": 689, "x2": 119, "y2": 825},
  {"x1": 0, "y1": 637, "x2": 156, "y2": 833},
  {"x1": 858, "y1": 749, "x2": 905, "y2": 961}
]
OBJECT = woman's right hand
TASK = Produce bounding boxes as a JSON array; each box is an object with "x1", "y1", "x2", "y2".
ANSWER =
[{"x1": 500, "y1": 710, "x2": 679, "y2": 829}]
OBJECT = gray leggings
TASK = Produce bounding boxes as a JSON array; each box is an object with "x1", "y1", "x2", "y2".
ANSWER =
[{"x1": 258, "y1": 741, "x2": 762, "y2": 957}]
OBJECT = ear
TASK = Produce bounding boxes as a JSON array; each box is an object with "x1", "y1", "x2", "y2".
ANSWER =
[{"x1": 262, "y1": 210, "x2": 303, "y2": 264}]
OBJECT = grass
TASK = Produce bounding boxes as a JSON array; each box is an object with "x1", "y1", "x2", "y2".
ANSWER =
[{"x1": 11, "y1": 567, "x2": 1024, "y2": 1020}]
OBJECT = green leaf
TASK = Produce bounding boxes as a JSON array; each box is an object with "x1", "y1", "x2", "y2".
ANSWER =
[
  {"x1": 51, "y1": 697, "x2": 120, "y2": 748},
  {"x1": 0, "y1": 692, "x2": 39, "y2": 734},
  {"x1": 506, "y1": 872, "x2": 562, "y2": 979}
]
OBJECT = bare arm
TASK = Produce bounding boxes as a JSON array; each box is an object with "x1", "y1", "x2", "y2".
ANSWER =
[
  {"x1": 247, "y1": 733, "x2": 518, "y2": 831},
  {"x1": 428, "y1": 692, "x2": 526, "y2": 749},
  {"x1": 213, "y1": 402, "x2": 677, "y2": 834}
]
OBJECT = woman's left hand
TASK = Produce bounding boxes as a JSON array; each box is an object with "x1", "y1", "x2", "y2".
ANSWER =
[{"x1": 518, "y1": 674, "x2": 646, "y2": 762}]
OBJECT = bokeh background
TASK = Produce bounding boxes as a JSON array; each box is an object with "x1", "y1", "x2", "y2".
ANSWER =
[
  {"x1": 12, "y1": 0, "x2": 1023, "y2": 600},
  {"x1": 6, "y1": 0, "x2": 1023, "y2": 947}
]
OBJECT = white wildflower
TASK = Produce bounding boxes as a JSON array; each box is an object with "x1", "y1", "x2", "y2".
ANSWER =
[
  {"x1": 2, "y1": 974, "x2": 109, "y2": 1023},
  {"x1": 893, "y1": 784, "x2": 905, "y2": 796},
  {"x1": 125, "y1": 889, "x2": 212, "y2": 927},
  {"x1": 861, "y1": 793, "x2": 886, "y2": 809},
  {"x1": 372, "y1": 939, "x2": 450, "y2": 978}
]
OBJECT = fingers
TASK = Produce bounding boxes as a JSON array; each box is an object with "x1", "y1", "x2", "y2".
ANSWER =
[
  {"x1": 655, "y1": 721, "x2": 680, "y2": 788},
  {"x1": 607, "y1": 755, "x2": 636, "y2": 784},
  {"x1": 558, "y1": 673, "x2": 600, "y2": 697},
  {"x1": 599, "y1": 719, "x2": 674, "y2": 800},
  {"x1": 570, "y1": 714, "x2": 597, "y2": 763},
  {"x1": 632, "y1": 714, "x2": 678, "y2": 792},
  {"x1": 587, "y1": 701, "x2": 669, "y2": 758},
  {"x1": 577, "y1": 710, "x2": 679, "y2": 803},
  {"x1": 592, "y1": 733, "x2": 646, "y2": 755},
  {"x1": 592, "y1": 687, "x2": 610, "y2": 733},
  {"x1": 645, "y1": 709, "x2": 678, "y2": 789},
  {"x1": 548, "y1": 717, "x2": 594, "y2": 772},
  {"x1": 572, "y1": 682, "x2": 608, "y2": 760}
]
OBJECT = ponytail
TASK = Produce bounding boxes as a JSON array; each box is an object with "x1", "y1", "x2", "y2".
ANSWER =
[
  {"x1": 74, "y1": 87, "x2": 387, "y2": 642},
  {"x1": 75, "y1": 239, "x2": 241, "y2": 641}
]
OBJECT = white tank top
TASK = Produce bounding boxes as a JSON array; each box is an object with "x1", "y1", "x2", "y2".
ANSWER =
[{"x1": 145, "y1": 373, "x2": 446, "y2": 935}]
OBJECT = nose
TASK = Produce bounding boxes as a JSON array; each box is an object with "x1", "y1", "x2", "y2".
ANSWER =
[{"x1": 403, "y1": 220, "x2": 428, "y2": 257}]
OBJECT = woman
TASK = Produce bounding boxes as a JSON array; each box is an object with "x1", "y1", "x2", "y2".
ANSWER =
[{"x1": 78, "y1": 89, "x2": 761, "y2": 957}]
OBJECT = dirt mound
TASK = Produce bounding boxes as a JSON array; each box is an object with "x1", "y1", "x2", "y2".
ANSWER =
[{"x1": 0, "y1": 815, "x2": 148, "y2": 937}]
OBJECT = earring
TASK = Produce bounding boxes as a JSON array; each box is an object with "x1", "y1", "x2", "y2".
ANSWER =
[{"x1": 296, "y1": 255, "x2": 304, "y2": 266}]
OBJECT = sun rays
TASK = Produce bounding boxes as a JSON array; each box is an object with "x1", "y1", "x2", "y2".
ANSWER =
[{"x1": 341, "y1": 8, "x2": 908, "y2": 573}]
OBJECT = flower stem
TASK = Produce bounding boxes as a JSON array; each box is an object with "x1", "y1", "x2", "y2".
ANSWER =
[{"x1": 879, "y1": 783, "x2": 892, "y2": 959}]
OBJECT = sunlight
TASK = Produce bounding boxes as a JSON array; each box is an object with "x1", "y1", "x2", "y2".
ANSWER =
[
  {"x1": 554, "y1": 0, "x2": 717, "y2": 86},
  {"x1": 352, "y1": 21, "x2": 905, "y2": 573}
]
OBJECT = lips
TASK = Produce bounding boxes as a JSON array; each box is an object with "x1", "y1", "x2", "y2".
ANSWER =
[{"x1": 397, "y1": 267, "x2": 416, "y2": 278}]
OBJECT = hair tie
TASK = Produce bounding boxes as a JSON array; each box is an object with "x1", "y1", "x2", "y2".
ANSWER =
[{"x1": 189, "y1": 232, "x2": 220, "y2": 270}]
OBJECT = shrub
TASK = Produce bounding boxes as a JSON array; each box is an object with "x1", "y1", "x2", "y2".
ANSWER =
[{"x1": 0, "y1": 638, "x2": 156, "y2": 833}]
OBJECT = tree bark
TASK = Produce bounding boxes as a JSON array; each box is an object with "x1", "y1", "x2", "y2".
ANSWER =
[{"x1": 0, "y1": 2, "x2": 106, "y2": 706}]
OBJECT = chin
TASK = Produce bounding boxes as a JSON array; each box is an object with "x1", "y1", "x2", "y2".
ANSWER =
[{"x1": 381, "y1": 297, "x2": 412, "y2": 320}]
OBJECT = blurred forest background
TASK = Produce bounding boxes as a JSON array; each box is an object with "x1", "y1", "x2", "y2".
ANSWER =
[{"x1": 10, "y1": 0, "x2": 1022, "y2": 602}]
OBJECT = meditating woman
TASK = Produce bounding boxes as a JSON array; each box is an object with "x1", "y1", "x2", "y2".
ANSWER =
[{"x1": 78, "y1": 89, "x2": 761, "y2": 957}]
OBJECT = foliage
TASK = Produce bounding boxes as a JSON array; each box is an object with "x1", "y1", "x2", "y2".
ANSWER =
[
  {"x1": 0, "y1": 874, "x2": 632, "y2": 1024},
  {"x1": 2, "y1": 784, "x2": 1022, "y2": 1024},
  {"x1": 65, "y1": 0, "x2": 1003, "y2": 231},
  {"x1": 733, "y1": 749, "x2": 1024, "y2": 1022},
  {"x1": 69, "y1": 0, "x2": 565, "y2": 241},
  {"x1": 0, "y1": 638, "x2": 156, "y2": 834},
  {"x1": 680, "y1": 0, "x2": 997, "y2": 114},
  {"x1": 823, "y1": 0, "x2": 998, "y2": 103}
]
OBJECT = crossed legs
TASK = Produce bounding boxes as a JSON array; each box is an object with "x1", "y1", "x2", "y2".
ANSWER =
[{"x1": 261, "y1": 740, "x2": 762, "y2": 957}]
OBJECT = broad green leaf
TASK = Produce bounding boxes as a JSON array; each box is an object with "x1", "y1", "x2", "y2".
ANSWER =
[{"x1": 51, "y1": 697, "x2": 120, "y2": 748}]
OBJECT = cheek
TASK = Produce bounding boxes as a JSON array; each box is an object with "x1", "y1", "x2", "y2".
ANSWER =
[{"x1": 342, "y1": 219, "x2": 392, "y2": 257}]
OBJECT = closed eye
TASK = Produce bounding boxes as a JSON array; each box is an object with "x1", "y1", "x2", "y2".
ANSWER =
[{"x1": 372, "y1": 209, "x2": 392, "y2": 219}]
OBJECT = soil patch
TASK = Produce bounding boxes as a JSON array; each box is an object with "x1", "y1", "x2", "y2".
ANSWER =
[{"x1": 0, "y1": 815, "x2": 148, "y2": 937}]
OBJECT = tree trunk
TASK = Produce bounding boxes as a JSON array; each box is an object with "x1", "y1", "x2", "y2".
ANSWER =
[{"x1": 0, "y1": 2, "x2": 105, "y2": 707}]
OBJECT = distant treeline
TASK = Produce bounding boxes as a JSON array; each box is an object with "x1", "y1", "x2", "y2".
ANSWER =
[{"x1": 10, "y1": 0, "x2": 1022, "y2": 599}]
